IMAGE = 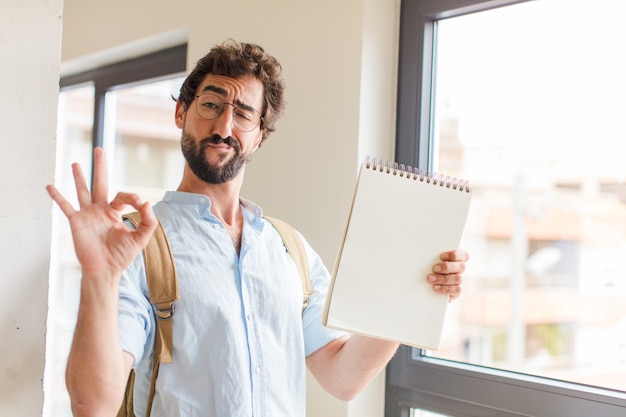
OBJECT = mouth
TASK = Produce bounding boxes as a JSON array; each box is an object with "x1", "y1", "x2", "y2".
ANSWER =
[
  {"x1": 207, "y1": 142, "x2": 232, "y2": 151},
  {"x1": 204, "y1": 135, "x2": 239, "y2": 151}
]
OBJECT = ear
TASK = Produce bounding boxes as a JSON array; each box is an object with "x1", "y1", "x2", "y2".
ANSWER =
[
  {"x1": 252, "y1": 129, "x2": 264, "y2": 153},
  {"x1": 175, "y1": 101, "x2": 187, "y2": 129}
]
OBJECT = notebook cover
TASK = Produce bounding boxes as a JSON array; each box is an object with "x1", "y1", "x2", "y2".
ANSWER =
[{"x1": 322, "y1": 158, "x2": 472, "y2": 350}]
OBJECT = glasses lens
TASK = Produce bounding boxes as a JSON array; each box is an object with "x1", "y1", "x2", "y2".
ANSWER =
[
  {"x1": 233, "y1": 108, "x2": 260, "y2": 132},
  {"x1": 196, "y1": 94, "x2": 222, "y2": 120}
]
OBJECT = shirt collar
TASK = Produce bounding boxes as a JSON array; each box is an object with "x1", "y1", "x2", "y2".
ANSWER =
[{"x1": 161, "y1": 191, "x2": 263, "y2": 218}]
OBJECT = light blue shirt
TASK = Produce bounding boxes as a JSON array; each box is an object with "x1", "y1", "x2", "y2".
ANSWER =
[{"x1": 118, "y1": 191, "x2": 345, "y2": 417}]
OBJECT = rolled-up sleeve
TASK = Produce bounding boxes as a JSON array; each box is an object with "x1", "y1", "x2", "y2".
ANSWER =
[
  {"x1": 300, "y1": 234, "x2": 347, "y2": 356},
  {"x1": 118, "y1": 254, "x2": 155, "y2": 367}
]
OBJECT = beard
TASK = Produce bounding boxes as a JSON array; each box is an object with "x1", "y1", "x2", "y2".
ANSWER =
[{"x1": 181, "y1": 131, "x2": 249, "y2": 184}]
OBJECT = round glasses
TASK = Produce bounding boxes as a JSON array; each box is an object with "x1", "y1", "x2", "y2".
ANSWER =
[{"x1": 195, "y1": 93, "x2": 263, "y2": 132}]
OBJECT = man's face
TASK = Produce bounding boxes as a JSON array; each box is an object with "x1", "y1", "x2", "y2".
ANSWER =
[{"x1": 175, "y1": 74, "x2": 265, "y2": 184}]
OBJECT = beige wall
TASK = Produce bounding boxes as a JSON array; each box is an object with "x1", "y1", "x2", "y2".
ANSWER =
[
  {"x1": 0, "y1": 0, "x2": 64, "y2": 416},
  {"x1": 57, "y1": 0, "x2": 399, "y2": 416}
]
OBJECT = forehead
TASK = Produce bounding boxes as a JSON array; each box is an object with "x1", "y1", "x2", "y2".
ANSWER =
[{"x1": 197, "y1": 74, "x2": 264, "y2": 107}]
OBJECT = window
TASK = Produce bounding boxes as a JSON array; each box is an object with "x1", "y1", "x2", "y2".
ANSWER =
[
  {"x1": 44, "y1": 45, "x2": 186, "y2": 417},
  {"x1": 387, "y1": 0, "x2": 626, "y2": 415},
  {"x1": 103, "y1": 77, "x2": 186, "y2": 201}
]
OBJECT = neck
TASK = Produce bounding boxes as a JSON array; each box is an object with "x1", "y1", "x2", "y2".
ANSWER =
[
  {"x1": 177, "y1": 166, "x2": 245, "y2": 254},
  {"x1": 210, "y1": 195, "x2": 243, "y2": 255}
]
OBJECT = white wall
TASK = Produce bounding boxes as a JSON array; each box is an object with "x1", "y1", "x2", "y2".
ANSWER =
[
  {"x1": 56, "y1": 1, "x2": 399, "y2": 416},
  {"x1": 0, "y1": 0, "x2": 64, "y2": 416}
]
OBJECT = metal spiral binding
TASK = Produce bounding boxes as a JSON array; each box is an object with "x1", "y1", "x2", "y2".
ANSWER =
[{"x1": 364, "y1": 156, "x2": 470, "y2": 193}]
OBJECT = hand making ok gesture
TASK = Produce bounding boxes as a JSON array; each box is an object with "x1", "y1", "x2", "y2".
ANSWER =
[{"x1": 46, "y1": 147, "x2": 157, "y2": 280}]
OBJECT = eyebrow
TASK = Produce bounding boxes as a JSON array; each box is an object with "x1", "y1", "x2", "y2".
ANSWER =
[{"x1": 199, "y1": 84, "x2": 258, "y2": 113}]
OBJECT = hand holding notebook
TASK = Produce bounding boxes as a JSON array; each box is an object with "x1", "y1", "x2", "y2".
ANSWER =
[{"x1": 322, "y1": 157, "x2": 472, "y2": 350}]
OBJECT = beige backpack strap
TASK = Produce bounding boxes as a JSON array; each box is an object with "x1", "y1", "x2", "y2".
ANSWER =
[
  {"x1": 122, "y1": 212, "x2": 179, "y2": 417},
  {"x1": 117, "y1": 371, "x2": 135, "y2": 417},
  {"x1": 263, "y1": 216, "x2": 312, "y2": 312}
]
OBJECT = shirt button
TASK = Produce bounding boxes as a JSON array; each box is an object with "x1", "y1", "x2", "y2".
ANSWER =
[
  {"x1": 255, "y1": 367, "x2": 261, "y2": 375},
  {"x1": 246, "y1": 314, "x2": 252, "y2": 320},
  {"x1": 198, "y1": 197, "x2": 205, "y2": 203}
]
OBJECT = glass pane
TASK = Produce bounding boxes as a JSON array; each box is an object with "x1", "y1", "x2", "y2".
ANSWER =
[
  {"x1": 103, "y1": 76, "x2": 186, "y2": 202},
  {"x1": 429, "y1": 0, "x2": 626, "y2": 391},
  {"x1": 44, "y1": 84, "x2": 94, "y2": 416}
]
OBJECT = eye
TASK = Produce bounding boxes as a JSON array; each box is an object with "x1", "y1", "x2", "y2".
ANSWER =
[
  {"x1": 234, "y1": 109, "x2": 254, "y2": 122},
  {"x1": 201, "y1": 100, "x2": 221, "y2": 110}
]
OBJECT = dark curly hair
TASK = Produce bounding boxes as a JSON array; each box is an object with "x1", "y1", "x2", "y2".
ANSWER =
[{"x1": 177, "y1": 40, "x2": 286, "y2": 144}]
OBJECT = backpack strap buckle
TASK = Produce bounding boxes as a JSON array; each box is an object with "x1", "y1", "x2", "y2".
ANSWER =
[{"x1": 156, "y1": 302, "x2": 175, "y2": 320}]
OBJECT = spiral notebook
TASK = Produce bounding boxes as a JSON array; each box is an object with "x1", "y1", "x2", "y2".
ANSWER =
[{"x1": 322, "y1": 157, "x2": 472, "y2": 350}]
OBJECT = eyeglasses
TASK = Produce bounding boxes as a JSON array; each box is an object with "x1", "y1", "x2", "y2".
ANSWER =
[{"x1": 194, "y1": 93, "x2": 263, "y2": 132}]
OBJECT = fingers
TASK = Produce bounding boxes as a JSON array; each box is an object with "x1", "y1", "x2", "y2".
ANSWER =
[
  {"x1": 428, "y1": 273, "x2": 462, "y2": 292},
  {"x1": 110, "y1": 192, "x2": 157, "y2": 223},
  {"x1": 72, "y1": 162, "x2": 92, "y2": 208},
  {"x1": 427, "y1": 277, "x2": 462, "y2": 301},
  {"x1": 48, "y1": 147, "x2": 153, "y2": 235},
  {"x1": 91, "y1": 147, "x2": 109, "y2": 204},
  {"x1": 111, "y1": 193, "x2": 158, "y2": 243},
  {"x1": 49, "y1": 148, "x2": 105, "y2": 212},
  {"x1": 431, "y1": 281, "x2": 462, "y2": 301},
  {"x1": 428, "y1": 272, "x2": 463, "y2": 286},
  {"x1": 46, "y1": 184, "x2": 76, "y2": 218},
  {"x1": 432, "y1": 259, "x2": 466, "y2": 275},
  {"x1": 427, "y1": 248, "x2": 469, "y2": 301},
  {"x1": 134, "y1": 201, "x2": 158, "y2": 243},
  {"x1": 110, "y1": 192, "x2": 147, "y2": 212},
  {"x1": 440, "y1": 248, "x2": 469, "y2": 262}
]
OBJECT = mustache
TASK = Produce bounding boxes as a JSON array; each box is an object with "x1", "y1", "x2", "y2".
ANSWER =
[{"x1": 201, "y1": 134, "x2": 239, "y2": 149}]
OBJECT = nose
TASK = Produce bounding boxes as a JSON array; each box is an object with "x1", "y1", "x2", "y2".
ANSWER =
[{"x1": 211, "y1": 105, "x2": 236, "y2": 138}]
